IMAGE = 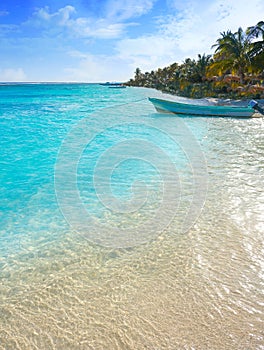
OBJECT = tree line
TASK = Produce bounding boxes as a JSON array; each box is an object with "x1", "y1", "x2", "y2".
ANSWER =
[{"x1": 126, "y1": 21, "x2": 264, "y2": 99}]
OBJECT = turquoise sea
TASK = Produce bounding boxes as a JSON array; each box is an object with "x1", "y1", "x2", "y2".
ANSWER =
[{"x1": 0, "y1": 83, "x2": 263, "y2": 349}]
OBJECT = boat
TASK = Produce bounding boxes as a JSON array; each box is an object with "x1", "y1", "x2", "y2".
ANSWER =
[
  {"x1": 108, "y1": 85, "x2": 126, "y2": 89},
  {"x1": 100, "y1": 82, "x2": 113, "y2": 86},
  {"x1": 148, "y1": 97, "x2": 256, "y2": 118},
  {"x1": 100, "y1": 82, "x2": 126, "y2": 88}
]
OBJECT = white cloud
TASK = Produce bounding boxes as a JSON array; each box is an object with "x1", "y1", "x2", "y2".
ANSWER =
[
  {"x1": 65, "y1": 52, "x2": 132, "y2": 82},
  {"x1": 0, "y1": 68, "x2": 27, "y2": 82},
  {"x1": 203, "y1": 0, "x2": 264, "y2": 32},
  {"x1": 36, "y1": 5, "x2": 75, "y2": 25},
  {"x1": 116, "y1": 35, "x2": 178, "y2": 73},
  {"x1": 104, "y1": 0, "x2": 155, "y2": 21},
  {"x1": 72, "y1": 18, "x2": 129, "y2": 39},
  {"x1": 115, "y1": 0, "x2": 264, "y2": 74},
  {"x1": 28, "y1": 5, "x2": 137, "y2": 39}
]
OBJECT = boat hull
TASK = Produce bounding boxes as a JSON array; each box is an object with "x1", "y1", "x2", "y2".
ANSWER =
[
  {"x1": 108, "y1": 85, "x2": 126, "y2": 88},
  {"x1": 149, "y1": 98, "x2": 254, "y2": 118},
  {"x1": 100, "y1": 83, "x2": 126, "y2": 88}
]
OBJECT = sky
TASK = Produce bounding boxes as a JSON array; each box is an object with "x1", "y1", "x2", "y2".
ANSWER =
[{"x1": 0, "y1": 0, "x2": 263, "y2": 82}]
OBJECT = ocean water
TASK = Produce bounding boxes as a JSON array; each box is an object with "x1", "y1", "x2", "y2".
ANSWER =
[{"x1": 0, "y1": 83, "x2": 263, "y2": 349}]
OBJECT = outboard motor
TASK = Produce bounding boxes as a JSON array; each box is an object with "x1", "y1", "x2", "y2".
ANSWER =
[{"x1": 248, "y1": 100, "x2": 264, "y2": 115}]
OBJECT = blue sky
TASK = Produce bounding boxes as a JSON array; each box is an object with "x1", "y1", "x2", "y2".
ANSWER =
[{"x1": 0, "y1": 0, "x2": 263, "y2": 82}]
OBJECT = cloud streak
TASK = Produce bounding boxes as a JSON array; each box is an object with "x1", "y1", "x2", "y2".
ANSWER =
[
  {"x1": 0, "y1": 68, "x2": 27, "y2": 81},
  {"x1": 65, "y1": 52, "x2": 131, "y2": 82},
  {"x1": 104, "y1": 0, "x2": 155, "y2": 20}
]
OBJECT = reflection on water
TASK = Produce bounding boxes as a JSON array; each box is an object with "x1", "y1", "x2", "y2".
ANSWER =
[{"x1": 0, "y1": 86, "x2": 263, "y2": 349}]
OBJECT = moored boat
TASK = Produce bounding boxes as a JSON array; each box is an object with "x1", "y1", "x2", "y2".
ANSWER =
[
  {"x1": 108, "y1": 85, "x2": 126, "y2": 88},
  {"x1": 100, "y1": 82, "x2": 126, "y2": 88},
  {"x1": 149, "y1": 97, "x2": 255, "y2": 118}
]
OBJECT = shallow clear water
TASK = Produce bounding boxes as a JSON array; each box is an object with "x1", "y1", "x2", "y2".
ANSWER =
[{"x1": 0, "y1": 84, "x2": 263, "y2": 349}]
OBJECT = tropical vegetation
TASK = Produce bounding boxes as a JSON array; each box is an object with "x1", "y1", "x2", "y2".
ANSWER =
[{"x1": 126, "y1": 21, "x2": 264, "y2": 99}]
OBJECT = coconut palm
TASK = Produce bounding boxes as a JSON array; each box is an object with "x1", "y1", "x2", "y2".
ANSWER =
[
  {"x1": 246, "y1": 21, "x2": 264, "y2": 74},
  {"x1": 134, "y1": 67, "x2": 142, "y2": 78},
  {"x1": 194, "y1": 54, "x2": 212, "y2": 82},
  {"x1": 210, "y1": 27, "x2": 252, "y2": 84},
  {"x1": 247, "y1": 21, "x2": 264, "y2": 53}
]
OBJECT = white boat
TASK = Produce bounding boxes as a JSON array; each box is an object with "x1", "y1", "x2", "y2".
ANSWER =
[{"x1": 149, "y1": 98, "x2": 256, "y2": 118}]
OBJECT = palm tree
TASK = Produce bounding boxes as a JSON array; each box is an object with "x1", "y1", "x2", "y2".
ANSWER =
[
  {"x1": 133, "y1": 68, "x2": 146, "y2": 86},
  {"x1": 194, "y1": 54, "x2": 212, "y2": 82},
  {"x1": 247, "y1": 21, "x2": 264, "y2": 53},
  {"x1": 246, "y1": 21, "x2": 264, "y2": 75},
  {"x1": 210, "y1": 27, "x2": 252, "y2": 84},
  {"x1": 179, "y1": 58, "x2": 196, "y2": 82},
  {"x1": 134, "y1": 67, "x2": 141, "y2": 77}
]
